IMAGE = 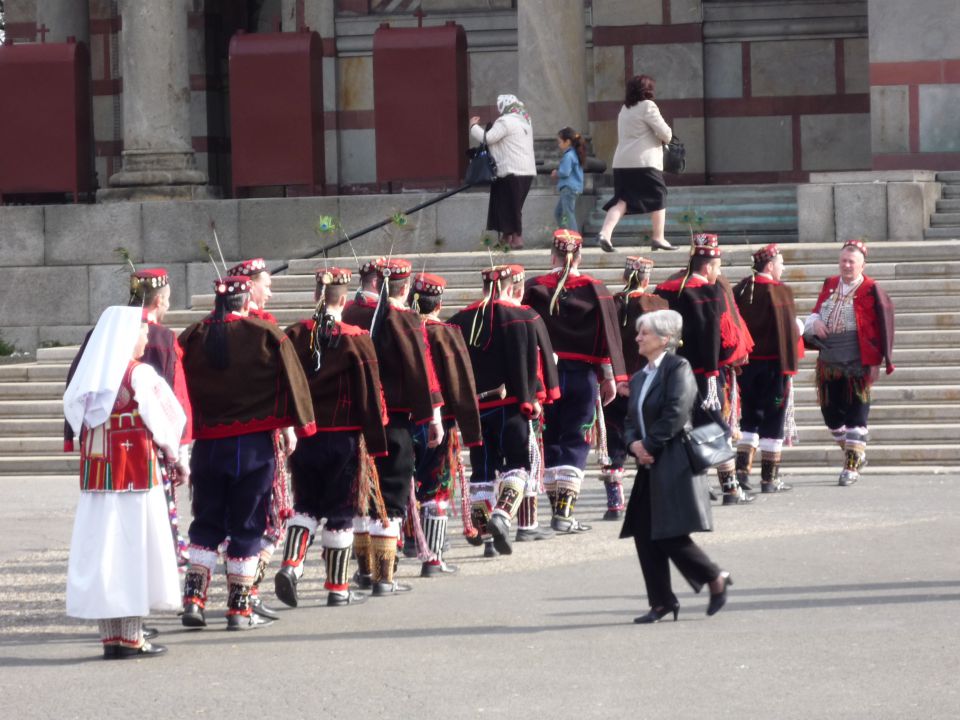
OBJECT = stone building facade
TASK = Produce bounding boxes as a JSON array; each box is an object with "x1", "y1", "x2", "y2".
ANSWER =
[{"x1": 3, "y1": 0, "x2": 956, "y2": 196}]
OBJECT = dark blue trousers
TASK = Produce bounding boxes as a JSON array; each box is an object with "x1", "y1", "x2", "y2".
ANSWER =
[
  {"x1": 375, "y1": 413, "x2": 416, "y2": 518},
  {"x1": 289, "y1": 431, "x2": 359, "y2": 532},
  {"x1": 543, "y1": 360, "x2": 598, "y2": 470},
  {"x1": 469, "y1": 405, "x2": 530, "y2": 484},
  {"x1": 739, "y1": 359, "x2": 788, "y2": 439},
  {"x1": 602, "y1": 394, "x2": 629, "y2": 470},
  {"x1": 189, "y1": 432, "x2": 275, "y2": 558}
]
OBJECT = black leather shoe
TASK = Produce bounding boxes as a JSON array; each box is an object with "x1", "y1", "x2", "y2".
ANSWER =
[
  {"x1": 602, "y1": 509, "x2": 623, "y2": 521},
  {"x1": 634, "y1": 603, "x2": 680, "y2": 624},
  {"x1": 550, "y1": 516, "x2": 592, "y2": 533},
  {"x1": 706, "y1": 572, "x2": 733, "y2": 616},
  {"x1": 142, "y1": 626, "x2": 159, "y2": 641},
  {"x1": 737, "y1": 478, "x2": 754, "y2": 492},
  {"x1": 226, "y1": 612, "x2": 274, "y2": 631},
  {"x1": 722, "y1": 491, "x2": 755, "y2": 505},
  {"x1": 515, "y1": 526, "x2": 555, "y2": 542},
  {"x1": 109, "y1": 642, "x2": 168, "y2": 659},
  {"x1": 371, "y1": 580, "x2": 413, "y2": 596},
  {"x1": 273, "y1": 566, "x2": 299, "y2": 608},
  {"x1": 464, "y1": 532, "x2": 484, "y2": 547},
  {"x1": 250, "y1": 594, "x2": 281, "y2": 619},
  {"x1": 708, "y1": 489, "x2": 719, "y2": 502},
  {"x1": 651, "y1": 238, "x2": 675, "y2": 251},
  {"x1": 487, "y1": 514, "x2": 513, "y2": 555},
  {"x1": 181, "y1": 602, "x2": 206, "y2": 628},
  {"x1": 598, "y1": 235, "x2": 615, "y2": 253},
  {"x1": 483, "y1": 541, "x2": 498, "y2": 558},
  {"x1": 420, "y1": 561, "x2": 459, "y2": 577},
  {"x1": 351, "y1": 571, "x2": 373, "y2": 590},
  {"x1": 327, "y1": 590, "x2": 368, "y2": 606},
  {"x1": 761, "y1": 481, "x2": 792, "y2": 494}
]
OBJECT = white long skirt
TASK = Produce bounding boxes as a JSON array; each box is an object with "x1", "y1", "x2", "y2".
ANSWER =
[{"x1": 66, "y1": 485, "x2": 180, "y2": 619}]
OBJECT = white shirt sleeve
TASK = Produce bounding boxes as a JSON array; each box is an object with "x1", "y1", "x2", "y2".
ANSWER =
[{"x1": 130, "y1": 363, "x2": 186, "y2": 457}]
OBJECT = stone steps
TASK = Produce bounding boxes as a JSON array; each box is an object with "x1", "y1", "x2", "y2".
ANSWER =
[{"x1": 926, "y1": 174, "x2": 960, "y2": 240}]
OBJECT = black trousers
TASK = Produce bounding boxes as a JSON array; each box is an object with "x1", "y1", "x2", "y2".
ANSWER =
[
  {"x1": 632, "y1": 469, "x2": 719, "y2": 609},
  {"x1": 603, "y1": 394, "x2": 629, "y2": 470},
  {"x1": 288, "y1": 431, "x2": 359, "y2": 532},
  {"x1": 543, "y1": 360, "x2": 598, "y2": 470},
  {"x1": 739, "y1": 359, "x2": 788, "y2": 439},
  {"x1": 469, "y1": 404, "x2": 530, "y2": 484},
  {"x1": 375, "y1": 413, "x2": 417, "y2": 518},
  {"x1": 189, "y1": 433, "x2": 275, "y2": 558}
]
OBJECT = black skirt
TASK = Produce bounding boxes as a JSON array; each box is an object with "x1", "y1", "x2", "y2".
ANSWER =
[
  {"x1": 487, "y1": 174, "x2": 534, "y2": 235},
  {"x1": 603, "y1": 167, "x2": 667, "y2": 214}
]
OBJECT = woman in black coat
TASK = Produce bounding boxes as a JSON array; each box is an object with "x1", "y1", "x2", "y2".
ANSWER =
[{"x1": 619, "y1": 309, "x2": 732, "y2": 623}]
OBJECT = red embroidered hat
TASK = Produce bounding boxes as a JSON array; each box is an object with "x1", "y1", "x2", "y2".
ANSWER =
[
  {"x1": 131, "y1": 268, "x2": 169, "y2": 289},
  {"x1": 214, "y1": 276, "x2": 252, "y2": 296},
  {"x1": 842, "y1": 238, "x2": 868, "y2": 257},
  {"x1": 412, "y1": 272, "x2": 446, "y2": 296},
  {"x1": 315, "y1": 267, "x2": 352, "y2": 286},
  {"x1": 506, "y1": 264, "x2": 525, "y2": 283},
  {"x1": 358, "y1": 256, "x2": 386, "y2": 276},
  {"x1": 552, "y1": 228, "x2": 582, "y2": 254},
  {"x1": 227, "y1": 258, "x2": 267, "y2": 277},
  {"x1": 690, "y1": 233, "x2": 721, "y2": 258},
  {"x1": 481, "y1": 265, "x2": 513, "y2": 284},
  {"x1": 624, "y1": 256, "x2": 654, "y2": 275},
  {"x1": 752, "y1": 243, "x2": 780, "y2": 265},
  {"x1": 381, "y1": 258, "x2": 412, "y2": 280}
]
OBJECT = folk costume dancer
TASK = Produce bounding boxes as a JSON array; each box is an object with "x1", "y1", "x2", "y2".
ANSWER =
[
  {"x1": 449, "y1": 266, "x2": 549, "y2": 557},
  {"x1": 224, "y1": 258, "x2": 288, "y2": 619},
  {"x1": 64, "y1": 269, "x2": 194, "y2": 566},
  {"x1": 498, "y1": 264, "x2": 560, "y2": 544},
  {"x1": 602, "y1": 257, "x2": 668, "y2": 520},
  {"x1": 408, "y1": 273, "x2": 483, "y2": 576},
  {"x1": 655, "y1": 233, "x2": 754, "y2": 506},
  {"x1": 275, "y1": 267, "x2": 389, "y2": 607},
  {"x1": 733, "y1": 244, "x2": 802, "y2": 494},
  {"x1": 64, "y1": 307, "x2": 186, "y2": 659},
  {"x1": 803, "y1": 239, "x2": 895, "y2": 486},
  {"x1": 179, "y1": 276, "x2": 316, "y2": 630},
  {"x1": 523, "y1": 230, "x2": 628, "y2": 533},
  {"x1": 343, "y1": 257, "x2": 445, "y2": 595}
]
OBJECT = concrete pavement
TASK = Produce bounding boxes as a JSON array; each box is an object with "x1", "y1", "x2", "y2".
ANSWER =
[{"x1": 0, "y1": 470, "x2": 958, "y2": 719}]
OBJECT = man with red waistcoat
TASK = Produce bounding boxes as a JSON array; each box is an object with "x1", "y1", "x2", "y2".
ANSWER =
[
  {"x1": 733, "y1": 244, "x2": 801, "y2": 495},
  {"x1": 274, "y1": 267, "x2": 388, "y2": 608},
  {"x1": 449, "y1": 265, "x2": 557, "y2": 557},
  {"x1": 342, "y1": 257, "x2": 444, "y2": 595},
  {"x1": 803, "y1": 239, "x2": 895, "y2": 486},
  {"x1": 602, "y1": 256, "x2": 668, "y2": 520},
  {"x1": 655, "y1": 233, "x2": 754, "y2": 506},
  {"x1": 178, "y1": 276, "x2": 316, "y2": 630},
  {"x1": 523, "y1": 230, "x2": 628, "y2": 534},
  {"x1": 407, "y1": 273, "x2": 482, "y2": 575}
]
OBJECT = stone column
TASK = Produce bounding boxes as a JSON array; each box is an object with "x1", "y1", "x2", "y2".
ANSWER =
[
  {"x1": 36, "y1": 0, "x2": 90, "y2": 45},
  {"x1": 517, "y1": 0, "x2": 588, "y2": 140},
  {"x1": 100, "y1": 0, "x2": 209, "y2": 201}
]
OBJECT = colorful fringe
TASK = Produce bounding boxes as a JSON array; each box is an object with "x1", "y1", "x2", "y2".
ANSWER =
[{"x1": 816, "y1": 361, "x2": 872, "y2": 407}]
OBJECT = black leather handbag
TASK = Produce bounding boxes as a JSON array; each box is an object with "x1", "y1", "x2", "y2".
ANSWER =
[
  {"x1": 465, "y1": 131, "x2": 498, "y2": 185},
  {"x1": 683, "y1": 422, "x2": 735, "y2": 474},
  {"x1": 662, "y1": 135, "x2": 686, "y2": 174}
]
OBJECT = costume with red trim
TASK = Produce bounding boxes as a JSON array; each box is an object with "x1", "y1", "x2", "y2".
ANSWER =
[
  {"x1": 178, "y1": 286, "x2": 316, "y2": 629},
  {"x1": 733, "y1": 253, "x2": 802, "y2": 493},
  {"x1": 804, "y1": 268, "x2": 895, "y2": 486}
]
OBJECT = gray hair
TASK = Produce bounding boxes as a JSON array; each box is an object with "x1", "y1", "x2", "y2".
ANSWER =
[{"x1": 636, "y1": 309, "x2": 683, "y2": 352}]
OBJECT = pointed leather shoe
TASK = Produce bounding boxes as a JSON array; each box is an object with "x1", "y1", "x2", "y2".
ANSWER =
[
  {"x1": 110, "y1": 642, "x2": 168, "y2": 660},
  {"x1": 634, "y1": 603, "x2": 680, "y2": 624},
  {"x1": 274, "y1": 566, "x2": 299, "y2": 608},
  {"x1": 706, "y1": 572, "x2": 733, "y2": 617}
]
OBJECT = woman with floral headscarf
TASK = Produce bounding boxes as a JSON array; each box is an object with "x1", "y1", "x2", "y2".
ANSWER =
[{"x1": 470, "y1": 94, "x2": 537, "y2": 249}]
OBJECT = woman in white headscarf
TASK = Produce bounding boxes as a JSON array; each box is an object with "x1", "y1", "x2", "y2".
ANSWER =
[
  {"x1": 63, "y1": 306, "x2": 186, "y2": 660},
  {"x1": 470, "y1": 93, "x2": 537, "y2": 249}
]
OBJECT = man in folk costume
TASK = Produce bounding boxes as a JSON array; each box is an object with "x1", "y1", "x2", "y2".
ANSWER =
[
  {"x1": 342, "y1": 257, "x2": 444, "y2": 595},
  {"x1": 733, "y1": 244, "x2": 802, "y2": 494},
  {"x1": 407, "y1": 273, "x2": 482, "y2": 575},
  {"x1": 803, "y1": 239, "x2": 895, "y2": 486},
  {"x1": 523, "y1": 229, "x2": 628, "y2": 533},
  {"x1": 274, "y1": 267, "x2": 388, "y2": 607},
  {"x1": 224, "y1": 258, "x2": 287, "y2": 620},
  {"x1": 448, "y1": 265, "x2": 552, "y2": 557},
  {"x1": 64, "y1": 307, "x2": 186, "y2": 659},
  {"x1": 654, "y1": 233, "x2": 754, "y2": 506},
  {"x1": 178, "y1": 276, "x2": 316, "y2": 630},
  {"x1": 64, "y1": 269, "x2": 193, "y2": 566},
  {"x1": 602, "y1": 257, "x2": 668, "y2": 520},
  {"x1": 499, "y1": 263, "x2": 561, "y2": 544}
]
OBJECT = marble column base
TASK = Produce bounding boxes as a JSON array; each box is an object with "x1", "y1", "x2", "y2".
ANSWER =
[{"x1": 97, "y1": 184, "x2": 220, "y2": 203}]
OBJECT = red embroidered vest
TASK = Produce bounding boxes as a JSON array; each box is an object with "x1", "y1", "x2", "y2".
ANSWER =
[{"x1": 79, "y1": 362, "x2": 159, "y2": 492}]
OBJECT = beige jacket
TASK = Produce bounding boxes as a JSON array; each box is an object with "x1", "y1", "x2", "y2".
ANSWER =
[
  {"x1": 470, "y1": 114, "x2": 536, "y2": 177},
  {"x1": 611, "y1": 100, "x2": 672, "y2": 170}
]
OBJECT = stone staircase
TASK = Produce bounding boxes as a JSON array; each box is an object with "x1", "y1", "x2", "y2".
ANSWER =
[
  {"x1": 582, "y1": 183, "x2": 799, "y2": 245},
  {"x1": 2, "y1": 240, "x2": 958, "y2": 480},
  {"x1": 925, "y1": 171, "x2": 960, "y2": 240}
]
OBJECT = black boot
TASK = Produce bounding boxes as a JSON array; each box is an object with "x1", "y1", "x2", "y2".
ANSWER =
[
  {"x1": 274, "y1": 525, "x2": 311, "y2": 608},
  {"x1": 720, "y1": 469, "x2": 754, "y2": 506},
  {"x1": 760, "y1": 454, "x2": 791, "y2": 493},
  {"x1": 735, "y1": 447, "x2": 756, "y2": 492},
  {"x1": 226, "y1": 582, "x2": 274, "y2": 631},
  {"x1": 181, "y1": 568, "x2": 209, "y2": 628}
]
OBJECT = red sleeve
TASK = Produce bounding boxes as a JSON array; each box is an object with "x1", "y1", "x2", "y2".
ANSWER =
[{"x1": 172, "y1": 339, "x2": 193, "y2": 443}]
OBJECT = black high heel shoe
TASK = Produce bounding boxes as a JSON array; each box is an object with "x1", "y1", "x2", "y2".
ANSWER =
[
  {"x1": 706, "y1": 572, "x2": 733, "y2": 616},
  {"x1": 634, "y1": 602, "x2": 680, "y2": 624}
]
